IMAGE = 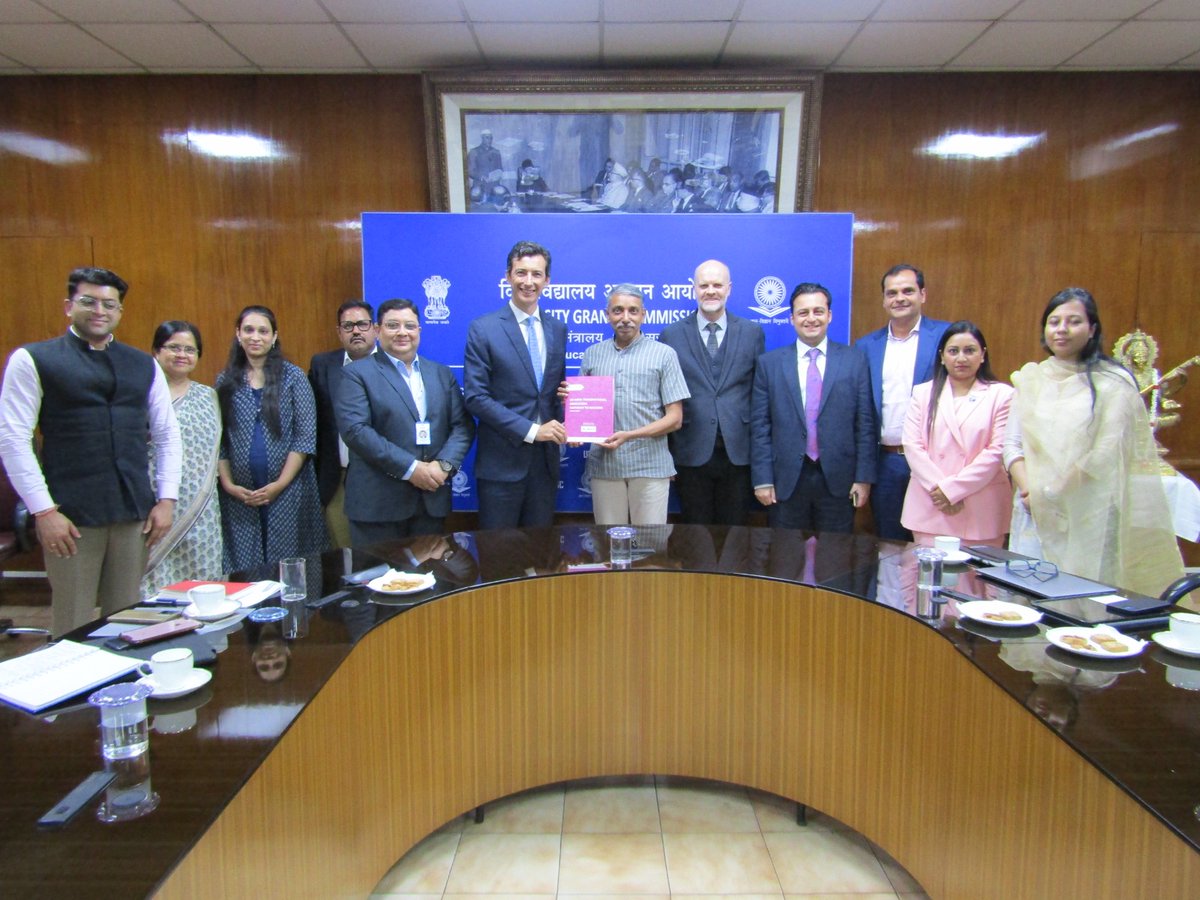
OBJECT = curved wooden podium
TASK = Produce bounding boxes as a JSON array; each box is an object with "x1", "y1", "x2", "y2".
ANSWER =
[{"x1": 157, "y1": 570, "x2": 1200, "y2": 899}]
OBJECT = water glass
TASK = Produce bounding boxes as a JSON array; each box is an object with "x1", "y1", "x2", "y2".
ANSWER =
[
  {"x1": 913, "y1": 547, "x2": 946, "y2": 593},
  {"x1": 89, "y1": 682, "x2": 153, "y2": 761},
  {"x1": 279, "y1": 556, "x2": 307, "y2": 603},
  {"x1": 607, "y1": 526, "x2": 636, "y2": 568}
]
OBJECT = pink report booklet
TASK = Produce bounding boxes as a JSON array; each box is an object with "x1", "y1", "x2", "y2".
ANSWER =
[{"x1": 563, "y1": 376, "x2": 614, "y2": 442}]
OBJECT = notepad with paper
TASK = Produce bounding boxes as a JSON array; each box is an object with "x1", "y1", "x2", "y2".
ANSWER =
[{"x1": 0, "y1": 640, "x2": 140, "y2": 713}]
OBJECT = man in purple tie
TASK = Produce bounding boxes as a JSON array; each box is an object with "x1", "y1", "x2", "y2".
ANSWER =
[{"x1": 750, "y1": 283, "x2": 876, "y2": 532}]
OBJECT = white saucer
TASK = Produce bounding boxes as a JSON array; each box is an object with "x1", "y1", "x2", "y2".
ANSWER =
[
  {"x1": 184, "y1": 598, "x2": 241, "y2": 621},
  {"x1": 137, "y1": 667, "x2": 213, "y2": 700},
  {"x1": 940, "y1": 549, "x2": 972, "y2": 565},
  {"x1": 1151, "y1": 631, "x2": 1200, "y2": 659}
]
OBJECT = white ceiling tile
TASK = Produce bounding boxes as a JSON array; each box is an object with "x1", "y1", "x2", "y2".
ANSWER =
[
  {"x1": 1067, "y1": 20, "x2": 1200, "y2": 65},
  {"x1": 474, "y1": 22, "x2": 600, "y2": 61},
  {"x1": 344, "y1": 23, "x2": 482, "y2": 68},
  {"x1": 213, "y1": 24, "x2": 366, "y2": 68},
  {"x1": 1139, "y1": 0, "x2": 1200, "y2": 19},
  {"x1": 0, "y1": 0, "x2": 62, "y2": 24},
  {"x1": 321, "y1": 0, "x2": 465, "y2": 23},
  {"x1": 724, "y1": 22, "x2": 860, "y2": 66},
  {"x1": 464, "y1": 0, "x2": 598, "y2": 22},
  {"x1": 176, "y1": 0, "x2": 329, "y2": 23},
  {"x1": 604, "y1": 0, "x2": 740, "y2": 23},
  {"x1": 1171, "y1": 48, "x2": 1200, "y2": 66},
  {"x1": 1006, "y1": 0, "x2": 1155, "y2": 21},
  {"x1": 949, "y1": 20, "x2": 1114, "y2": 67},
  {"x1": 0, "y1": 23, "x2": 135, "y2": 68},
  {"x1": 875, "y1": 0, "x2": 1017, "y2": 20},
  {"x1": 837, "y1": 21, "x2": 989, "y2": 66},
  {"x1": 35, "y1": 0, "x2": 192, "y2": 22},
  {"x1": 739, "y1": 0, "x2": 880, "y2": 21},
  {"x1": 602, "y1": 21, "x2": 727, "y2": 63},
  {"x1": 86, "y1": 23, "x2": 250, "y2": 67}
]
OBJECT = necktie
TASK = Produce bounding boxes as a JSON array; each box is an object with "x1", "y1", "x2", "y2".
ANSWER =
[
  {"x1": 806, "y1": 347, "x2": 822, "y2": 460},
  {"x1": 705, "y1": 322, "x2": 719, "y2": 357},
  {"x1": 525, "y1": 316, "x2": 543, "y2": 389}
]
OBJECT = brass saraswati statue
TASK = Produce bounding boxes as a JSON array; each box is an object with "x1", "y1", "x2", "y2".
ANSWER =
[{"x1": 1113, "y1": 329, "x2": 1200, "y2": 474}]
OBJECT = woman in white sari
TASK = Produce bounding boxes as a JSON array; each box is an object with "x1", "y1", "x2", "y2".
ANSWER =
[
  {"x1": 141, "y1": 321, "x2": 224, "y2": 596},
  {"x1": 1004, "y1": 288, "x2": 1182, "y2": 597}
]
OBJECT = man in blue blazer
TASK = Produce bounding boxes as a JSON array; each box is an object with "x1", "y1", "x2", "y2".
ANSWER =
[
  {"x1": 854, "y1": 264, "x2": 950, "y2": 541},
  {"x1": 463, "y1": 240, "x2": 567, "y2": 528},
  {"x1": 659, "y1": 259, "x2": 765, "y2": 524},
  {"x1": 751, "y1": 283, "x2": 876, "y2": 533},
  {"x1": 309, "y1": 299, "x2": 377, "y2": 548},
  {"x1": 335, "y1": 299, "x2": 475, "y2": 545}
]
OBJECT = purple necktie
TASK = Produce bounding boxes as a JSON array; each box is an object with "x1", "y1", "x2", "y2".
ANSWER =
[{"x1": 805, "y1": 347, "x2": 822, "y2": 460}]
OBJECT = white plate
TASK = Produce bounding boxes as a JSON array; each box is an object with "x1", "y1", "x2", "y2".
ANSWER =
[
  {"x1": 957, "y1": 599, "x2": 1042, "y2": 627},
  {"x1": 1045, "y1": 625, "x2": 1146, "y2": 659},
  {"x1": 367, "y1": 570, "x2": 436, "y2": 596},
  {"x1": 940, "y1": 549, "x2": 972, "y2": 565},
  {"x1": 184, "y1": 598, "x2": 242, "y2": 622},
  {"x1": 1151, "y1": 631, "x2": 1200, "y2": 659},
  {"x1": 137, "y1": 667, "x2": 213, "y2": 700}
]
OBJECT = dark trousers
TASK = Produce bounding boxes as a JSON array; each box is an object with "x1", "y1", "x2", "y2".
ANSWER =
[
  {"x1": 770, "y1": 458, "x2": 855, "y2": 534},
  {"x1": 674, "y1": 442, "x2": 752, "y2": 526},
  {"x1": 871, "y1": 449, "x2": 913, "y2": 542},
  {"x1": 477, "y1": 463, "x2": 558, "y2": 529},
  {"x1": 349, "y1": 512, "x2": 444, "y2": 548}
]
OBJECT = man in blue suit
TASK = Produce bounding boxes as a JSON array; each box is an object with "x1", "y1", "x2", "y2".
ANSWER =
[
  {"x1": 854, "y1": 264, "x2": 950, "y2": 541},
  {"x1": 463, "y1": 240, "x2": 567, "y2": 528},
  {"x1": 751, "y1": 283, "x2": 876, "y2": 533},
  {"x1": 660, "y1": 259, "x2": 765, "y2": 524},
  {"x1": 335, "y1": 299, "x2": 475, "y2": 546}
]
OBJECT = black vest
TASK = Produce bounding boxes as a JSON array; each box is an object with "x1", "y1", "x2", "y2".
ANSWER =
[{"x1": 25, "y1": 332, "x2": 156, "y2": 526}]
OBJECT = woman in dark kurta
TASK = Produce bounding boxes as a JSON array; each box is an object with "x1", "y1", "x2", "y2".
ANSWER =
[{"x1": 216, "y1": 306, "x2": 327, "y2": 571}]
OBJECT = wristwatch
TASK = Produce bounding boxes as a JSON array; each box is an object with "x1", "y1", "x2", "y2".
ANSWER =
[{"x1": 437, "y1": 460, "x2": 455, "y2": 475}]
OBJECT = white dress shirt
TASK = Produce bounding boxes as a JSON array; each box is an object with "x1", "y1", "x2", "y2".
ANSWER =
[{"x1": 880, "y1": 317, "x2": 923, "y2": 445}]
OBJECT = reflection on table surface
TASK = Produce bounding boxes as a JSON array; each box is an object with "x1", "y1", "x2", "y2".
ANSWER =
[{"x1": 1, "y1": 525, "x2": 1197, "y2": 897}]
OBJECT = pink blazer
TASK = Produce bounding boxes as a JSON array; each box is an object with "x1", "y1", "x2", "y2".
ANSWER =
[{"x1": 901, "y1": 379, "x2": 1014, "y2": 540}]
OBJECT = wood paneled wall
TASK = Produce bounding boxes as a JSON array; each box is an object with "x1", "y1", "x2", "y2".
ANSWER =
[{"x1": 1, "y1": 71, "x2": 1197, "y2": 468}]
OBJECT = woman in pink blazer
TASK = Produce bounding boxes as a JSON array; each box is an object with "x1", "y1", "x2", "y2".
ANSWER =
[{"x1": 901, "y1": 321, "x2": 1014, "y2": 546}]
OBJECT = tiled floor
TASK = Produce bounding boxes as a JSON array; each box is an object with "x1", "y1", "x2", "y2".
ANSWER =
[{"x1": 371, "y1": 775, "x2": 929, "y2": 899}]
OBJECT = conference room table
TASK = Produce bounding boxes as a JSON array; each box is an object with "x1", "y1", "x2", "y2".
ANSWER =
[{"x1": 1, "y1": 525, "x2": 1198, "y2": 899}]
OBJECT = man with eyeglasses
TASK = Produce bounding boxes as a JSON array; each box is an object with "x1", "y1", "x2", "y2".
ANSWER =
[
  {"x1": 334, "y1": 299, "x2": 474, "y2": 544},
  {"x1": 0, "y1": 267, "x2": 181, "y2": 635},
  {"x1": 309, "y1": 300, "x2": 378, "y2": 548}
]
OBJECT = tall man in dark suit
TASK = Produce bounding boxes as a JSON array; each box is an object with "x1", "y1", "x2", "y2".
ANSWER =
[
  {"x1": 660, "y1": 259, "x2": 765, "y2": 524},
  {"x1": 309, "y1": 299, "x2": 377, "y2": 548},
  {"x1": 335, "y1": 299, "x2": 474, "y2": 545},
  {"x1": 751, "y1": 283, "x2": 876, "y2": 533},
  {"x1": 463, "y1": 240, "x2": 567, "y2": 528},
  {"x1": 854, "y1": 264, "x2": 950, "y2": 541}
]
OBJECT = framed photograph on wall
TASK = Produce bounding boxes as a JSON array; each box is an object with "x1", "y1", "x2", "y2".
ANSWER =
[{"x1": 423, "y1": 70, "x2": 821, "y2": 215}]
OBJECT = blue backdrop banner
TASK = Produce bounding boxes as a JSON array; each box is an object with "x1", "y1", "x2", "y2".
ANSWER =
[{"x1": 361, "y1": 212, "x2": 854, "y2": 512}]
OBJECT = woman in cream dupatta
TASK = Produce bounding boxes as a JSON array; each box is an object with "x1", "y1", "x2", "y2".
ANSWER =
[
  {"x1": 141, "y1": 321, "x2": 224, "y2": 597},
  {"x1": 1004, "y1": 288, "x2": 1182, "y2": 597}
]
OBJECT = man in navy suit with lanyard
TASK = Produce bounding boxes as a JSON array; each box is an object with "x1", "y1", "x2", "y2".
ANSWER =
[
  {"x1": 464, "y1": 240, "x2": 567, "y2": 528},
  {"x1": 335, "y1": 299, "x2": 474, "y2": 544},
  {"x1": 659, "y1": 259, "x2": 765, "y2": 525},
  {"x1": 854, "y1": 264, "x2": 950, "y2": 541}
]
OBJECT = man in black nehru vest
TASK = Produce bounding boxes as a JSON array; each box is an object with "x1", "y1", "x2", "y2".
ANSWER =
[{"x1": 0, "y1": 267, "x2": 181, "y2": 635}]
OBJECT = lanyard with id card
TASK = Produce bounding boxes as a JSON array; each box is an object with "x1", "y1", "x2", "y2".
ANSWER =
[{"x1": 415, "y1": 421, "x2": 431, "y2": 445}]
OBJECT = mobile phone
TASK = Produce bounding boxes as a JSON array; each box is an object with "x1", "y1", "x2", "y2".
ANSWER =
[
  {"x1": 119, "y1": 617, "x2": 202, "y2": 646},
  {"x1": 38, "y1": 770, "x2": 117, "y2": 828},
  {"x1": 108, "y1": 607, "x2": 182, "y2": 625},
  {"x1": 1108, "y1": 596, "x2": 1172, "y2": 616}
]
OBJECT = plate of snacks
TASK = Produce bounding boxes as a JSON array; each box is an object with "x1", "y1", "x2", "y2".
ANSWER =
[
  {"x1": 1045, "y1": 625, "x2": 1146, "y2": 659},
  {"x1": 367, "y1": 570, "x2": 436, "y2": 596},
  {"x1": 957, "y1": 599, "x2": 1042, "y2": 628}
]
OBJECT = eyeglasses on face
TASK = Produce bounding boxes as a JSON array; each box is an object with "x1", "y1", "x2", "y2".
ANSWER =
[
  {"x1": 73, "y1": 295, "x2": 122, "y2": 312},
  {"x1": 339, "y1": 320, "x2": 374, "y2": 333},
  {"x1": 1005, "y1": 559, "x2": 1059, "y2": 582},
  {"x1": 162, "y1": 343, "x2": 198, "y2": 356}
]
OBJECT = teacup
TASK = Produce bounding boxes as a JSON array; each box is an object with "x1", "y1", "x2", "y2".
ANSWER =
[
  {"x1": 1165, "y1": 664, "x2": 1200, "y2": 691},
  {"x1": 1169, "y1": 612, "x2": 1200, "y2": 648},
  {"x1": 140, "y1": 647, "x2": 194, "y2": 691},
  {"x1": 934, "y1": 535, "x2": 961, "y2": 556},
  {"x1": 188, "y1": 583, "x2": 227, "y2": 615}
]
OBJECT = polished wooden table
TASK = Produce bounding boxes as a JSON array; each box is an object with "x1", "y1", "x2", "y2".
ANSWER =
[{"x1": 2, "y1": 526, "x2": 1198, "y2": 898}]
